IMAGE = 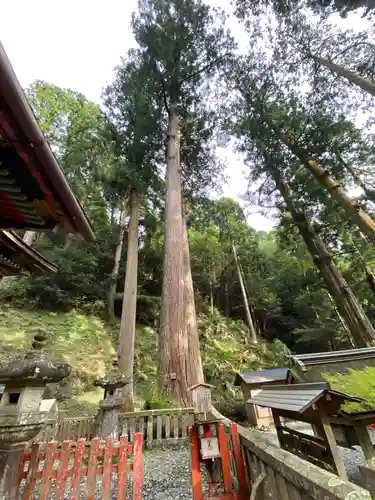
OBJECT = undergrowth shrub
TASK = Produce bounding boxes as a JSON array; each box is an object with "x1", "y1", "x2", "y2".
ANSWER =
[{"x1": 323, "y1": 367, "x2": 375, "y2": 412}]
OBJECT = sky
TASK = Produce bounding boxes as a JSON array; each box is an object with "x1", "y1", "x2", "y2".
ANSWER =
[{"x1": 0, "y1": 1, "x2": 368, "y2": 231}]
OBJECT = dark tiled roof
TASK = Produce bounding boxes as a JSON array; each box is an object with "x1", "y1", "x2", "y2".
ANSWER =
[
  {"x1": 0, "y1": 42, "x2": 94, "y2": 240},
  {"x1": 0, "y1": 231, "x2": 57, "y2": 276},
  {"x1": 234, "y1": 367, "x2": 291, "y2": 386},
  {"x1": 291, "y1": 347, "x2": 375, "y2": 370},
  {"x1": 0, "y1": 141, "x2": 59, "y2": 230},
  {"x1": 247, "y1": 382, "x2": 362, "y2": 414}
]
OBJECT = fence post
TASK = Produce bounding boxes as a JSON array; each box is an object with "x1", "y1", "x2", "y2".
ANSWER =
[
  {"x1": 133, "y1": 432, "x2": 143, "y2": 500},
  {"x1": 189, "y1": 426, "x2": 204, "y2": 500},
  {"x1": 230, "y1": 423, "x2": 249, "y2": 500},
  {"x1": 117, "y1": 436, "x2": 128, "y2": 500}
]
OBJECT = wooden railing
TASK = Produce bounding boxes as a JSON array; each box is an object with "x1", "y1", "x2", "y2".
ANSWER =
[
  {"x1": 18, "y1": 434, "x2": 143, "y2": 499},
  {"x1": 211, "y1": 408, "x2": 372, "y2": 500},
  {"x1": 34, "y1": 408, "x2": 194, "y2": 448},
  {"x1": 119, "y1": 408, "x2": 194, "y2": 448},
  {"x1": 35, "y1": 416, "x2": 95, "y2": 443}
]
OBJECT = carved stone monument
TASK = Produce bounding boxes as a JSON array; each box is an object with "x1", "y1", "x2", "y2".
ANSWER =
[
  {"x1": 95, "y1": 359, "x2": 130, "y2": 439},
  {"x1": 0, "y1": 333, "x2": 71, "y2": 499}
]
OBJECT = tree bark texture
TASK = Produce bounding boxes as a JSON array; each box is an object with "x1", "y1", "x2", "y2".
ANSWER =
[
  {"x1": 327, "y1": 291, "x2": 356, "y2": 348},
  {"x1": 313, "y1": 55, "x2": 375, "y2": 97},
  {"x1": 159, "y1": 104, "x2": 189, "y2": 404},
  {"x1": 232, "y1": 244, "x2": 258, "y2": 343},
  {"x1": 108, "y1": 199, "x2": 129, "y2": 317},
  {"x1": 182, "y1": 207, "x2": 204, "y2": 387},
  {"x1": 277, "y1": 132, "x2": 375, "y2": 246},
  {"x1": 272, "y1": 166, "x2": 375, "y2": 347},
  {"x1": 366, "y1": 267, "x2": 375, "y2": 298},
  {"x1": 117, "y1": 189, "x2": 140, "y2": 412}
]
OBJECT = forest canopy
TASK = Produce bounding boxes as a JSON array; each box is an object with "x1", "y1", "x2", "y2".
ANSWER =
[{"x1": 3, "y1": 0, "x2": 375, "y2": 404}]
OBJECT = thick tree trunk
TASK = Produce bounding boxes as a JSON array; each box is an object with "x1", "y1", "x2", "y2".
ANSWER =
[
  {"x1": 23, "y1": 231, "x2": 36, "y2": 246},
  {"x1": 277, "y1": 132, "x2": 375, "y2": 245},
  {"x1": 108, "y1": 199, "x2": 129, "y2": 317},
  {"x1": 232, "y1": 243, "x2": 258, "y2": 343},
  {"x1": 182, "y1": 207, "x2": 204, "y2": 387},
  {"x1": 326, "y1": 291, "x2": 356, "y2": 348},
  {"x1": 272, "y1": 166, "x2": 375, "y2": 347},
  {"x1": 159, "y1": 104, "x2": 189, "y2": 404},
  {"x1": 366, "y1": 267, "x2": 375, "y2": 298},
  {"x1": 117, "y1": 189, "x2": 140, "y2": 412},
  {"x1": 313, "y1": 55, "x2": 375, "y2": 97}
]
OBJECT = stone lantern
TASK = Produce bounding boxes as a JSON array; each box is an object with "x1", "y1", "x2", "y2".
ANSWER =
[
  {"x1": 0, "y1": 333, "x2": 71, "y2": 499},
  {"x1": 94, "y1": 359, "x2": 131, "y2": 439}
]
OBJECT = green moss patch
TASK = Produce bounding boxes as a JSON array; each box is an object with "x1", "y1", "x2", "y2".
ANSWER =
[
  {"x1": 323, "y1": 367, "x2": 375, "y2": 413},
  {"x1": 0, "y1": 306, "x2": 289, "y2": 416}
]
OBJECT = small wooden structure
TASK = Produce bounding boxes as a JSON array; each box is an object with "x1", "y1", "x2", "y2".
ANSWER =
[
  {"x1": 188, "y1": 383, "x2": 248, "y2": 499},
  {"x1": 0, "y1": 230, "x2": 57, "y2": 278},
  {"x1": 330, "y1": 409, "x2": 375, "y2": 464},
  {"x1": 189, "y1": 422, "x2": 248, "y2": 500},
  {"x1": 291, "y1": 347, "x2": 375, "y2": 382},
  {"x1": 248, "y1": 382, "x2": 362, "y2": 479},
  {"x1": 188, "y1": 383, "x2": 214, "y2": 419},
  {"x1": 211, "y1": 407, "x2": 370, "y2": 500},
  {"x1": 234, "y1": 368, "x2": 293, "y2": 426},
  {"x1": 17, "y1": 434, "x2": 143, "y2": 499}
]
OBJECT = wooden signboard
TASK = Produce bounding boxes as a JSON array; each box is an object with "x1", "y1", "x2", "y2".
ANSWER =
[{"x1": 200, "y1": 436, "x2": 221, "y2": 460}]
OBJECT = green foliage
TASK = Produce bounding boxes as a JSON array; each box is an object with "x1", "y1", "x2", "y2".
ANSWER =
[
  {"x1": 0, "y1": 306, "x2": 115, "y2": 415},
  {"x1": 266, "y1": 339, "x2": 291, "y2": 368},
  {"x1": 0, "y1": 233, "x2": 117, "y2": 310},
  {"x1": 5, "y1": 0, "x2": 375, "y2": 409},
  {"x1": 234, "y1": 0, "x2": 375, "y2": 20},
  {"x1": 0, "y1": 306, "x2": 282, "y2": 415},
  {"x1": 132, "y1": 0, "x2": 235, "y2": 106},
  {"x1": 143, "y1": 389, "x2": 177, "y2": 409},
  {"x1": 324, "y1": 368, "x2": 375, "y2": 413}
]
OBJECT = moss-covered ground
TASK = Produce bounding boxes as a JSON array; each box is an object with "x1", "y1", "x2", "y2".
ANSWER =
[
  {"x1": 324, "y1": 367, "x2": 375, "y2": 413},
  {"x1": 0, "y1": 306, "x2": 287, "y2": 416}
]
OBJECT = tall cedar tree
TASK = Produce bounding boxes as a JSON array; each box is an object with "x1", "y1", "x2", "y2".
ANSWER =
[
  {"x1": 132, "y1": 0, "x2": 235, "y2": 402},
  {"x1": 229, "y1": 58, "x2": 375, "y2": 246},
  {"x1": 225, "y1": 59, "x2": 375, "y2": 345},
  {"x1": 104, "y1": 56, "x2": 163, "y2": 410}
]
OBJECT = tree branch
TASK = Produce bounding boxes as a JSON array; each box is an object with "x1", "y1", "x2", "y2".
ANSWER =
[{"x1": 182, "y1": 54, "x2": 230, "y2": 84}]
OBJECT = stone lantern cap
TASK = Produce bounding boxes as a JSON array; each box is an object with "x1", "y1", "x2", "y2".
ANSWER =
[
  {"x1": 95, "y1": 359, "x2": 131, "y2": 390},
  {"x1": 0, "y1": 333, "x2": 71, "y2": 385}
]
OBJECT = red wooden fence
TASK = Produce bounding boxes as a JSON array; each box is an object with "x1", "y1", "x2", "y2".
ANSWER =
[
  {"x1": 17, "y1": 433, "x2": 143, "y2": 499},
  {"x1": 190, "y1": 422, "x2": 248, "y2": 500}
]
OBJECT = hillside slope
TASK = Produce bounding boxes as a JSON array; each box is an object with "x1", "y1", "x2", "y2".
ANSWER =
[{"x1": 0, "y1": 306, "x2": 288, "y2": 416}]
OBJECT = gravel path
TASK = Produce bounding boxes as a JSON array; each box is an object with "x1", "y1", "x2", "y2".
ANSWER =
[
  {"x1": 142, "y1": 444, "x2": 192, "y2": 500},
  {"x1": 18, "y1": 428, "x2": 375, "y2": 498}
]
